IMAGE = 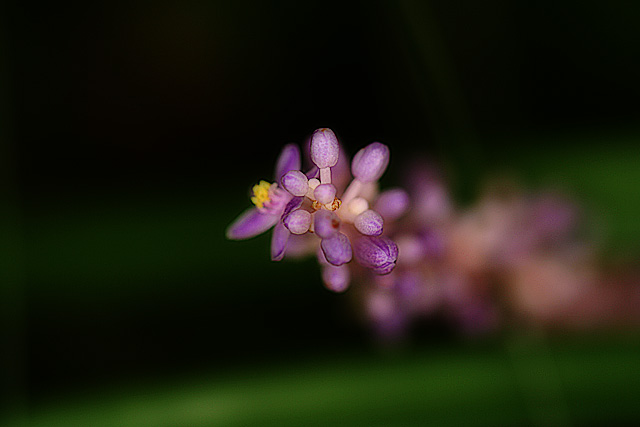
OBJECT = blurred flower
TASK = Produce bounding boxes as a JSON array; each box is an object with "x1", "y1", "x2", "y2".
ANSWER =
[{"x1": 355, "y1": 165, "x2": 640, "y2": 342}]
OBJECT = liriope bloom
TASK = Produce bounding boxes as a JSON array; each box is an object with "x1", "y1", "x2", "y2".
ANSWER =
[{"x1": 226, "y1": 128, "x2": 405, "y2": 292}]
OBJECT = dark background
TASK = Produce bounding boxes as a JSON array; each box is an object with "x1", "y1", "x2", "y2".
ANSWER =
[{"x1": 2, "y1": 1, "x2": 640, "y2": 425}]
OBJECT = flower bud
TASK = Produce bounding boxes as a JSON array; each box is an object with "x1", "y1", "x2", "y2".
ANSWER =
[
  {"x1": 283, "y1": 209, "x2": 311, "y2": 234},
  {"x1": 314, "y1": 183, "x2": 336, "y2": 205},
  {"x1": 321, "y1": 232, "x2": 353, "y2": 266},
  {"x1": 281, "y1": 170, "x2": 309, "y2": 197},
  {"x1": 354, "y1": 236, "x2": 398, "y2": 275},
  {"x1": 310, "y1": 128, "x2": 339, "y2": 168},
  {"x1": 354, "y1": 209, "x2": 384, "y2": 236},
  {"x1": 314, "y1": 209, "x2": 340, "y2": 239},
  {"x1": 351, "y1": 142, "x2": 390, "y2": 183}
]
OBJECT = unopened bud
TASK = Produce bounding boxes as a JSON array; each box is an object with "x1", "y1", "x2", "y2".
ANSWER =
[
  {"x1": 310, "y1": 128, "x2": 339, "y2": 168},
  {"x1": 351, "y1": 142, "x2": 390, "y2": 183}
]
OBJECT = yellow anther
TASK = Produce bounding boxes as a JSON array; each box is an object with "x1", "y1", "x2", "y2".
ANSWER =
[
  {"x1": 251, "y1": 180, "x2": 272, "y2": 208},
  {"x1": 311, "y1": 197, "x2": 342, "y2": 211}
]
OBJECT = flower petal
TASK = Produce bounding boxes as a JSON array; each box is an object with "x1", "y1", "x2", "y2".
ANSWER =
[
  {"x1": 226, "y1": 208, "x2": 279, "y2": 240},
  {"x1": 282, "y1": 196, "x2": 303, "y2": 218},
  {"x1": 331, "y1": 146, "x2": 351, "y2": 191},
  {"x1": 270, "y1": 221, "x2": 290, "y2": 261},
  {"x1": 320, "y1": 232, "x2": 352, "y2": 266},
  {"x1": 274, "y1": 144, "x2": 301, "y2": 183},
  {"x1": 305, "y1": 166, "x2": 319, "y2": 179}
]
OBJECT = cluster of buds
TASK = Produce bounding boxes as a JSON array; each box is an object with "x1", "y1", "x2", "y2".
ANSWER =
[{"x1": 226, "y1": 128, "x2": 402, "y2": 292}]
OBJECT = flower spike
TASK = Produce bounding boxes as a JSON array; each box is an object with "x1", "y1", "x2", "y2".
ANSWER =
[{"x1": 227, "y1": 128, "x2": 400, "y2": 292}]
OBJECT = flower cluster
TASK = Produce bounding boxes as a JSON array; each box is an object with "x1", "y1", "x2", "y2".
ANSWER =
[
  {"x1": 356, "y1": 164, "x2": 640, "y2": 341},
  {"x1": 227, "y1": 132, "x2": 640, "y2": 341},
  {"x1": 226, "y1": 128, "x2": 401, "y2": 292}
]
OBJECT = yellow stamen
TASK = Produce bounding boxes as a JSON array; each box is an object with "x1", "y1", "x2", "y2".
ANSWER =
[{"x1": 251, "y1": 180, "x2": 272, "y2": 208}]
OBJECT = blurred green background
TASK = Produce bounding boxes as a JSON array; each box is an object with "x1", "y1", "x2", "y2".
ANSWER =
[{"x1": 1, "y1": 0, "x2": 639, "y2": 425}]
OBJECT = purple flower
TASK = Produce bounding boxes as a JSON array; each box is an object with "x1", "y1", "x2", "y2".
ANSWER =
[
  {"x1": 226, "y1": 144, "x2": 301, "y2": 260},
  {"x1": 277, "y1": 129, "x2": 398, "y2": 288},
  {"x1": 226, "y1": 128, "x2": 401, "y2": 293}
]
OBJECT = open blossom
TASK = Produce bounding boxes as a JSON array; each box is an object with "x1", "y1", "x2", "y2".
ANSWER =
[
  {"x1": 225, "y1": 144, "x2": 301, "y2": 260},
  {"x1": 226, "y1": 128, "x2": 400, "y2": 292}
]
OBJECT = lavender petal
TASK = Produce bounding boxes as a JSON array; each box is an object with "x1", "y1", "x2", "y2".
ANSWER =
[
  {"x1": 354, "y1": 236, "x2": 398, "y2": 275},
  {"x1": 305, "y1": 166, "x2": 319, "y2": 179},
  {"x1": 351, "y1": 142, "x2": 390, "y2": 183},
  {"x1": 321, "y1": 264, "x2": 350, "y2": 293},
  {"x1": 354, "y1": 209, "x2": 384, "y2": 236},
  {"x1": 314, "y1": 209, "x2": 340, "y2": 239},
  {"x1": 282, "y1": 196, "x2": 303, "y2": 218},
  {"x1": 270, "y1": 221, "x2": 290, "y2": 261},
  {"x1": 331, "y1": 146, "x2": 351, "y2": 191},
  {"x1": 226, "y1": 208, "x2": 279, "y2": 240},
  {"x1": 321, "y1": 232, "x2": 353, "y2": 266},
  {"x1": 274, "y1": 144, "x2": 301, "y2": 182},
  {"x1": 374, "y1": 188, "x2": 410, "y2": 220},
  {"x1": 310, "y1": 128, "x2": 339, "y2": 168}
]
